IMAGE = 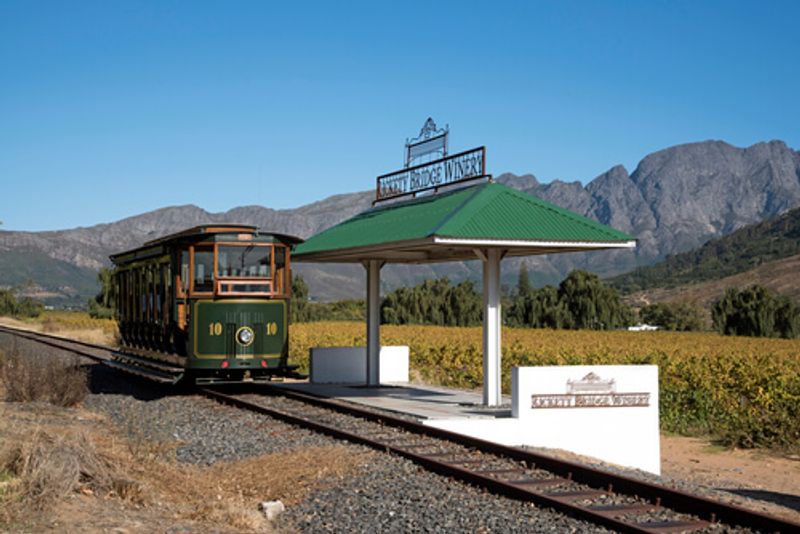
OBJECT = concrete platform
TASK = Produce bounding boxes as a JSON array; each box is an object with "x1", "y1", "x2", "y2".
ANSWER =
[
  {"x1": 271, "y1": 377, "x2": 661, "y2": 475},
  {"x1": 272, "y1": 381, "x2": 512, "y2": 421}
]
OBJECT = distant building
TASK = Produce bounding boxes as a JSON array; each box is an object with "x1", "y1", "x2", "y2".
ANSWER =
[{"x1": 628, "y1": 324, "x2": 660, "y2": 332}]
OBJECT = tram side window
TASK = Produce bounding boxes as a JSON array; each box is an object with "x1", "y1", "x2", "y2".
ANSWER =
[{"x1": 193, "y1": 247, "x2": 214, "y2": 292}]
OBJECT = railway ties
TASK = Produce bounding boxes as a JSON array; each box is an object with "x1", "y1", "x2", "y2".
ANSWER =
[
  {"x1": 220, "y1": 390, "x2": 795, "y2": 534},
  {"x1": 105, "y1": 350, "x2": 184, "y2": 384},
  {"x1": 1, "y1": 325, "x2": 798, "y2": 534}
]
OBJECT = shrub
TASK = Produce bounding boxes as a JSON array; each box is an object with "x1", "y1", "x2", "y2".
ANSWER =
[
  {"x1": 14, "y1": 297, "x2": 44, "y2": 318},
  {"x1": 0, "y1": 290, "x2": 43, "y2": 319},
  {"x1": 0, "y1": 344, "x2": 88, "y2": 406},
  {"x1": 87, "y1": 298, "x2": 114, "y2": 319}
]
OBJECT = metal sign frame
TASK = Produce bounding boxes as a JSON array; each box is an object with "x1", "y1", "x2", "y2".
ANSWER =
[{"x1": 405, "y1": 118, "x2": 449, "y2": 167}]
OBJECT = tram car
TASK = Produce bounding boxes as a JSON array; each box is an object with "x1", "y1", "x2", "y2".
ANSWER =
[{"x1": 109, "y1": 225, "x2": 302, "y2": 384}]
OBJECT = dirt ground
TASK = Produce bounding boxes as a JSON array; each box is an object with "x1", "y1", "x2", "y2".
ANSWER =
[
  {"x1": 660, "y1": 434, "x2": 800, "y2": 522},
  {"x1": 0, "y1": 402, "x2": 368, "y2": 533}
]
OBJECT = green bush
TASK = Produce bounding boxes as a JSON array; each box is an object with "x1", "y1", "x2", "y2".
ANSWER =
[
  {"x1": 0, "y1": 290, "x2": 43, "y2": 319},
  {"x1": 87, "y1": 299, "x2": 114, "y2": 319}
]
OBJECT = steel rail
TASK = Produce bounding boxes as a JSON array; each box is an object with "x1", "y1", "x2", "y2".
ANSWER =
[
  {"x1": 201, "y1": 388, "x2": 664, "y2": 534},
  {"x1": 2, "y1": 324, "x2": 798, "y2": 533},
  {"x1": 0, "y1": 324, "x2": 115, "y2": 362},
  {"x1": 251, "y1": 383, "x2": 799, "y2": 533}
]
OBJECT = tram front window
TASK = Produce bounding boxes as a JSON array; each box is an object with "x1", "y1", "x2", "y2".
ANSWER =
[
  {"x1": 217, "y1": 245, "x2": 271, "y2": 278},
  {"x1": 193, "y1": 248, "x2": 214, "y2": 292}
]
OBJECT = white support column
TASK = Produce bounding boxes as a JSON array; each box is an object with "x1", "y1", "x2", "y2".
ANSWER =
[
  {"x1": 365, "y1": 260, "x2": 382, "y2": 386},
  {"x1": 482, "y1": 248, "x2": 503, "y2": 406}
]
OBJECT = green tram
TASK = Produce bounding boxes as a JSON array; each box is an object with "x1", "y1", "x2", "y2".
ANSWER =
[{"x1": 110, "y1": 225, "x2": 302, "y2": 384}]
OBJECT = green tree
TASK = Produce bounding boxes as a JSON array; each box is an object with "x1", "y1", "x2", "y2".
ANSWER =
[
  {"x1": 290, "y1": 274, "x2": 310, "y2": 322},
  {"x1": 0, "y1": 288, "x2": 43, "y2": 318},
  {"x1": 446, "y1": 281, "x2": 482, "y2": 326},
  {"x1": 558, "y1": 270, "x2": 633, "y2": 330},
  {"x1": 639, "y1": 302, "x2": 706, "y2": 331},
  {"x1": 0, "y1": 289, "x2": 15, "y2": 316},
  {"x1": 14, "y1": 297, "x2": 44, "y2": 318},
  {"x1": 517, "y1": 262, "x2": 531, "y2": 297},
  {"x1": 88, "y1": 268, "x2": 115, "y2": 319},
  {"x1": 381, "y1": 277, "x2": 482, "y2": 326},
  {"x1": 774, "y1": 295, "x2": 800, "y2": 338},
  {"x1": 711, "y1": 285, "x2": 799, "y2": 338}
]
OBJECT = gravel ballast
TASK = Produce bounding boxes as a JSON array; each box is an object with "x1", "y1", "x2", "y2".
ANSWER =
[{"x1": 79, "y1": 362, "x2": 608, "y2": 532}]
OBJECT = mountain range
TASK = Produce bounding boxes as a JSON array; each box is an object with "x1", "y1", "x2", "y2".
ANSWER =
[{"x1": 1, "y1": 139, "x2": 799, "y2": 304}]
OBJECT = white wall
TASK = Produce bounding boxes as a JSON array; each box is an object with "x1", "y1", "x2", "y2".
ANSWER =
[
  {"x1": 310, "y1": 346, "x2": 409, "y2": 385},
  {"x1": 425, "y1": 365, "x2": 661, "y2": 474}
]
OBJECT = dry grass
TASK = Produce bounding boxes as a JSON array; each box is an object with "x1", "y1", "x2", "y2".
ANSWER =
[
  {"x1": 0, "y1": 404, "x2": 368, "y2": 532},
  {"x1": 47, "y1": 327, "x2": 118, "y2": 347},
  {"x1": 0, "y1": 424, "x2": 142, "y2": 520},
  {"x1": 0, "y1": 311, "x2": 118, "y2": 347},
  {"x1": 40, "y1": 312, "x2": 119, "y2": 347},
  {"x1": 0, "y1": 343, "x2": 88, "y2": 406}
]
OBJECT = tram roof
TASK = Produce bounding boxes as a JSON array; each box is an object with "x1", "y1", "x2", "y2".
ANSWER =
[
  {"x1": 110, "y1": 224, "x2": 303, "y2": 264},
  {"x1": 293, "y1": 182, "x2": 636, "y2": 263}
]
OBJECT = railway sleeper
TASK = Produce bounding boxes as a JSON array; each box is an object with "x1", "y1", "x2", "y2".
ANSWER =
[{"x1": 634, "y1": 519, "x2": 711, "y2": 533}]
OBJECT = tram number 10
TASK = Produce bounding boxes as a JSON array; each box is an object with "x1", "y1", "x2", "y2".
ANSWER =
[{"x1": 208, "y1": 322, "x2": 279, "y2": 336}]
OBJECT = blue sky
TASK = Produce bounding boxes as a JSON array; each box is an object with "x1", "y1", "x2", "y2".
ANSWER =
[{"x1": 1, "y1": 1, "x2": 798, "y2": 231}]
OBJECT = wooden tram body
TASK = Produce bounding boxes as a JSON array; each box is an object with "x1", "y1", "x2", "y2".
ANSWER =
[{"x1": 110, "y1": 225, "x2": 301, "y2": 383}]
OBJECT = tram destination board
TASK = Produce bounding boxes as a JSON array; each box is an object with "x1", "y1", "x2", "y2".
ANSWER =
[{"x1": 376, "y1": 146, "x2": 488, "y2": 202}]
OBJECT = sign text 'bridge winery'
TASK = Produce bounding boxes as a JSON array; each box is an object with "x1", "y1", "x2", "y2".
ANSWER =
[{"x1": 375, "y1": 146, "x2": 488, "y2": 202}]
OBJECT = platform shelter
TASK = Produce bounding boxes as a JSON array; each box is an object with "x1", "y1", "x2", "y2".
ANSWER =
[{"x1": 292, "y1": 181, "x2": 636, "y2": 406}]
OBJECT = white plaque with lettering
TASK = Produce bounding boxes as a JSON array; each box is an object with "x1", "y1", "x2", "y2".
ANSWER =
[{"x1": 513, "y1": 365, "x2": 660, "y2": 473}]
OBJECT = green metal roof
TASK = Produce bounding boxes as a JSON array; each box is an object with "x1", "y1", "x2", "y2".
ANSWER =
[{"x1": 293, "y1": 182, "x2": 636, "y2": 263}]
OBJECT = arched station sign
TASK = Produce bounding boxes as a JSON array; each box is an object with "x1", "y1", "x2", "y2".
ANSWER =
[{"x1": 375, "y1": 118, "x2": 489, "y2": 203}]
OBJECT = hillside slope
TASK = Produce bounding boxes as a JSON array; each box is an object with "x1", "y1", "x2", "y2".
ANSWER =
[
  {"x1": 624, "y1": 253, "x2": 800, "y2": 310},
  {"x1": 609, "y1": 205, "x2": 800, "y2": 293}
]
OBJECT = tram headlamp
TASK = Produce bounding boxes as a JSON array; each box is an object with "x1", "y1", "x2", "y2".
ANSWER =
[{"x1": 236, "y1": 326, "x2": 254, "y2": 346}]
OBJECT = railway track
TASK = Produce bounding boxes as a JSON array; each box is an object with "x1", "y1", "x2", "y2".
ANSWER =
[{"x1": 1, "y1": 324, "x2": 797, "y2": 534}]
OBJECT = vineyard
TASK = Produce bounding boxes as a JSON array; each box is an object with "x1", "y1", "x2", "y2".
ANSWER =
[{"x1": 290, "y1": 323, "x2": 800, "y2": 453}]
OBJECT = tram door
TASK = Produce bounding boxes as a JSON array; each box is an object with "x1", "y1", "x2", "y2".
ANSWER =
[{"x1": 176, "y1": 249, "x2": 190, "y2": 332}]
